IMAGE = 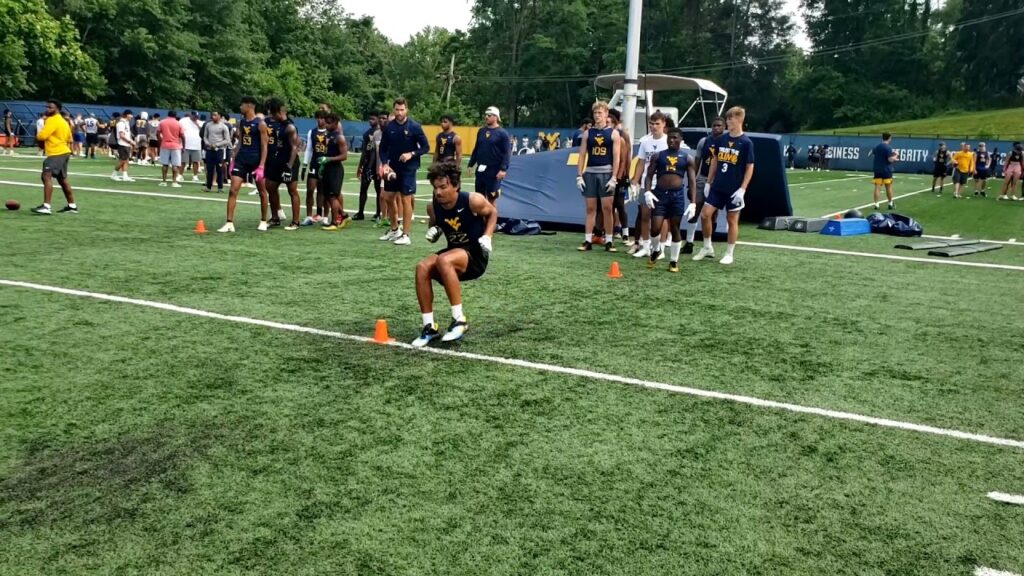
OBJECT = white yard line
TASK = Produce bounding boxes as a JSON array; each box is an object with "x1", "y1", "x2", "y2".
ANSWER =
[
  {"x1": 821, "y1": 185, "x2": 934, "y2": 218},
  {"x1": 0, "y1": 179, "x2": 429, "y2": 220},
  {"x1": 2, "y1": 278, "x2": 1024, "y2": 451},
  {"x1": 975, "y1": 568, "x2": 1022, "y2": 576},
  {"x1": 987, "y1": 492, "x2": 1024, "y2": 506},
  {"x1": 738, "y1": 241, "x2": 1024, "y2": 272}
]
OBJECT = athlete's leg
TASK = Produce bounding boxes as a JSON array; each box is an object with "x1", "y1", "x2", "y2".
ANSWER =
[
  {"x1": 886, "y1": 183, "x2": 894, "y2": 203},
  {"x1": 265, "y1": 180, "x2": 282, "y2": 220},
  {"x1": 306, "y1": 178, "x2": 317, "y2": 218},
  {"x1": 41, "y1": 171, "x2": 54, "y2": 206},
  {"x1": 434, "y1": 250, "x2": 470, "y2": 307},
  {"x1": 226, "y1": 176, "x2": 244, "y2": 221},
  {"x1": 415, "y1": 255, "x2": 439, "y2": 314},
  {"x1": 358, "y1": 176, "x2": 370, "y2": 217},
  {"x1": 873, "y1": 183, "x2": 881, "y2": 205},
  {"x1": 584, "y1": 197, "x2": 597, "y2": 236},
  {"x1": 57, "y1": 174, "x2": 75, "y2": 204},
  {"x1": 600, "y1": 196, "x2": 615, "y2": 242},
  {"x1": 287, "y1": 181, "x2": 301, "y2": 224},
  {"x1": 401, "y1": 194, "x2": 414, "y2": 235},
  {"x1": 257, "y1": 179, "x2": 269, "y2": 222}
]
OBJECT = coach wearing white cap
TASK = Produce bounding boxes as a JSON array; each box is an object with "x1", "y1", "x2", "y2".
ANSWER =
[{"x1": 466, "y1": 106, "x2": 512, "y2": 205}]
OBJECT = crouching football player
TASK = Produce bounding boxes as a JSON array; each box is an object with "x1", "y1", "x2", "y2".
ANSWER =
[{"x1": 412, "y1": 161, "x2": 498, "y2": 347}]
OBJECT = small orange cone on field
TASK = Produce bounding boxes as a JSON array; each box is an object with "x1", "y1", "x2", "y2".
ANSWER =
[
  {"x1": 194, "y1": 219, "x2": 208, "y2": 234},
  {"x1": 607, "y1": 261, "x2": 623, "y2": 279},
  {"x1": 373, "y1": 319, "x2": 395, "y2": 344}
]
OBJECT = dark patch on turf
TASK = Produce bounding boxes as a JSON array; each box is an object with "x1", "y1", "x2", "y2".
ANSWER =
[{"x1": 0, "y1": 422, "x2": 222, "y2": 529}]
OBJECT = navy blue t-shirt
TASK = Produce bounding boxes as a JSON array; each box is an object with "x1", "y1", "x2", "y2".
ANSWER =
[
  {"x1": 873, "y1": 142, "x2": 894, "y2": 177},
  {"x1": 379, "y1": 118, "x2": 430, "y2": 174},
  {"x1": 710, "y1": 133, "x2": 755, "y2": 193},
  {"x1": 469, "y1": 126, "x2": 511, "y2": 172}
]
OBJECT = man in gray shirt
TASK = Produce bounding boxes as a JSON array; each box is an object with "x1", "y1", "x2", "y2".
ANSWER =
[{"x1": 202, "y1": 111, "x2": 231, "y2": 192}]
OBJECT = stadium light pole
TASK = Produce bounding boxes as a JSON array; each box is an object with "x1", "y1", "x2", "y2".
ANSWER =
[{"x1": 621, "y1": 0, "x2": 643, "y2": 142}]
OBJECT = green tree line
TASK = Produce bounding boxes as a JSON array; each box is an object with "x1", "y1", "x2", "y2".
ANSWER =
[{"x1": 2, "y1": 0, "x2": 1021, "y2": 131}]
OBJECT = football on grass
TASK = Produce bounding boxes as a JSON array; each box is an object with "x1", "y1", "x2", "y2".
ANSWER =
[{"x1": 5, "y1": 200, "x2": 19, "y2": 211}]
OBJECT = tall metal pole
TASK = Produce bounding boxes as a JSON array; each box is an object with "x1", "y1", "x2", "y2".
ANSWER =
[{"x1": 621, "y1": 0, "x2": 643, "y2": 141}]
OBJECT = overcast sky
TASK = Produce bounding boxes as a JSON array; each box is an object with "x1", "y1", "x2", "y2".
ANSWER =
[{"x1": 342, "y1": 0, "x2": 810, "y2": 48}]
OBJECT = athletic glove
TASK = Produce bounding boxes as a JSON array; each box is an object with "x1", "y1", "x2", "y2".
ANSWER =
[
  {"x1": 627, "y1": 183, "x2": 640, "y2": 204},
  {"x1": 643, "y1": 190, "x2": 659, "y2": 209},
  {"x1": 281, "y1": 170, "x2": 292, "y2": 183},
  {"x1": 703, "y1": 182, "x2": 711, "y2": 197},
  {"x1": 253, "y1": 165, "x2": 265, "y2": 182},
  {"x1": 576, "y1": 175, "x2": 585, "y2": 192},
  {"x1": 605, "y1": 177, "x2": 618, "y2": 193},
  {"x1": 478, "y1": 235, "x2": 493, "y2": 254},
  {"x1": 684, "y1": 203, "x2": 696, "y2": 220},
  {"x1": 731, "y1": 188, "x2": 746, "y2": 209},
  {"x1": 425, "y1": 225, "x2": 442, "y2": 243}
]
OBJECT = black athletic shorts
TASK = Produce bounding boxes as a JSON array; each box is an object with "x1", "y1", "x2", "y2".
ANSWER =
[
  {"x1": 435, "y1": 244, "x2": 488, "y2": 282},
  {"x1": 265, "y1": 157, "x2": 301, "y2": 184},
  {"x1": 85, "y1": 133, "x2": 98, "y2": 146},
  {"x1": 148, "y1": 139, "x2": 159, "y2": 148},
  {"x1": 932, "y1": 163, "x2": 947, "y2": 178},
  {"x1": 474, "y1": 170, "x2": 502, "y2": 199},
  {"x1": 42, "y1": 154, "x2": 70, "y2": 180},
  {"x1": 231, "y1": 156, "x2": 260, "y2": 179},
  {"x1": 307, "y1": 158, "x2": 324, "y2": 180},
  {"x1": 320, "y1": 162, "x2": 344, "y2": 197},
  {"x1": 612, "y1": 180, "x2": 629, "y2": 209},
  {"x1": 117, "y1": 145, "x2": 131, "y2": 161}
]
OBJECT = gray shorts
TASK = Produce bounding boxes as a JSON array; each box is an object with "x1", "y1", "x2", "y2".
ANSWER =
[
  {"x1": 42, "y1": 154, "x2": 70, "y2": 179},
  {"x1": 183, "y1": 149, "x2": 202, "y2": 165},
  {"x1": 582, "y1": 171, "x2": 613, "y2": 199},
  {"x1": 159, "y1": 148, "x2": 182, "y2": 167}
]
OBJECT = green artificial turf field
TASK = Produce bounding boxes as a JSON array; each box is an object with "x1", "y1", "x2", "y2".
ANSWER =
[{"x1": 0, "y1": 152, "x2": 1022, "y2": 576}]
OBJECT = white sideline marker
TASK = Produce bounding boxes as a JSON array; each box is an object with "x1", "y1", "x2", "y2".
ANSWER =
[
  {"x1": 987, "y1": 492, "x2": 1024, "y2": 506},
  {"x1": 2, "y1": 278, "x2": 1024, "y2": 451},
  {"x1": 975, "y1": 567, "x2": 1022, "y2": 576}
]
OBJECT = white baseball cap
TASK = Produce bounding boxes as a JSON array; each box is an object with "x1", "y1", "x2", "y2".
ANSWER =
[
  {"x1": 485, "y1": 106, "x2": 500, "y2": 120},
  {"x1": 140, "y1": 111, "x2": 149, "y2": 120}
]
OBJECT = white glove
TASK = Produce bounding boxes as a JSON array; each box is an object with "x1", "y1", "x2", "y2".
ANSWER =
[
  {"x1": 576, "y1": 176, "x2": 585, "y2": 192},
  {"x1": 731, "y1": 188, "x2": 746, "y2": 209},
  {"x1": 425, "y1": 225, "x2": 442, "y2": 243},
  {"x1": 684, "y1": 203, "x2": 696, "y2": 220},
  {"x1": 605, "y1": 177, "x2": 618, "y2": 193},
  {"x1": 643, "y1": 190, "x2": 658, "y2": 209},
  {"x1": 703, "y1": 182, "x2": 711, "y2": 196},
  {"x1": 478, "y1": 235, "x2": 493, "y2": 254},
  {"x1": 627, "y1": 183, "x2": 640, "y2": 204}
]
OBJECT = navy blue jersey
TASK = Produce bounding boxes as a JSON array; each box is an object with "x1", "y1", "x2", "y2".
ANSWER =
[
  {"x1": 309, "y1": 128, "x2": 329, "y2": 164},
  {"x1": 436, "y1": 131, "x2": 457, "y2": 160},
  {"x1": 468, "y1": 127, "x2": 511, "y2": 172},
  {"x1": 585, "y1": 126, "x2": 614, "y2": 168},
  {"x1": 711, "y1": 134, "x2": 755, "y2": 193},
  {"x1": 379, "y1": 118, "x2": 430, "y2": 173},
  {"x1": 975, "y1": 150, "x2": 990, "y2": 170},
  {"x1": 269, "y1": 118, "x2": 294, "y2": 162},
  {"x1": 324, "y1": 128, "x2": 343, "y2": 162},
  {"x1": 654, "y1": 148, "x2": 690, "y2": 179},
  {"x1": 237, "y1": 117, "x2": 263, "y2": 161},
  {"x1": 935, "y1": 149, "x2": 950, "y2": 165},
  {"x1": 434, "y1": 192, "x2": 484, "y2": 248},
  {"x1": 698, "y1": 135, "x2": 718, "y2": 178},
  {"x1": 873, "y1": 142, "x2": 894, "y2": 177}
]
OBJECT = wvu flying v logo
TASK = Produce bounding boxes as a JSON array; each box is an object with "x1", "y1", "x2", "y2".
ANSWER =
[
  {"x1": 243, "y1": 127, "x2": 252, "y2": 136},
  {"x1": 485, "y1": 131, "x2": 491, "y2": 139},
  {"x1": 594, "y1": 136, "x2": 605, "y2": 146},
  {"x1": 667, "y1": 155, "x2": 679, "y2": 171},
  {"x1": 316, "y1": 135, "x2": 325, "y2": 144},
  {"x1": 444, "y1": 216, "x2": 461, "y2": 231}
]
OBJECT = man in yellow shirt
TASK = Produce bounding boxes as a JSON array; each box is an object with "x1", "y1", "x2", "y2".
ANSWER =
[
  {"x1": 30, "y1": 100, "x2": 78, "y2": 215},
  {"x1": 950, "y1": 142, "x2": 975, "y2": 200}
]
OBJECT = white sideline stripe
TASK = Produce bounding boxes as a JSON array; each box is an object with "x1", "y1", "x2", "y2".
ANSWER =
[
  {"x1": 923, "y1": 234, "x2": 1024, "y2": 248},
  {"x1": 987, "y1": 492, "x2": 1024, "y2": 506},
  {"x1": 822, "y1": 185, "x2": 934, "y2": 218},
  {"x1": 975, "y1": 568, "x2": 1022, "y2": 576},
  {"x1": 0, "y1": 179, "x2": 429, "y2": 220},
  {"x1": 789, "y1": 175, "x2": 868, "y2": 187},
  {"x1": 2, "y1": 278, "x2": 1024, "y2": 451},
  {"x1": 0, "y1": 166, "x2": 434, "y2": 198},
  {"x1": 739, "y1": 241, "x2": 1024, "y2": 272}
]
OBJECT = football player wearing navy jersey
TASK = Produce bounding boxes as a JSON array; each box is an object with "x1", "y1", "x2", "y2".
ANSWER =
[
  {"x1": 641, "y1": 128, "x2": 697, "y2": 273},
  {"x1": 693, "y1": 106, "x2": 755, "y2": 266}
]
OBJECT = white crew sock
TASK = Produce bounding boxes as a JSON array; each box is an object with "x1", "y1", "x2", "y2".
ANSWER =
[
  {"x1": 422, "y1": 312, "x2": 434, "y2": 327},
  {"x1": 42, "y1": 203, "x2": 51, "y2": 209},
  {"x1": 703, "y1": 236, "x2": 713, "y2": 249},
  {"x1": 725, "y1": 243, "x2": 736, "y2": 257},
  {"x1": 451, "y1": 304, "x2": 464, "y2": 322},
  {"x1": 121, "y1": 170, "x2": 128, "y2": 177},
  {"x1": 670, "y1": 241, "x2": 682, "y2": 261},
  {"x1": 642, "y1": 239, "x2": 651, "y2": 250},
  {"x1": 68, "y1": 203, "x2": 77, "y2": 209},
  {"x1": 585, "y1": 233, "x2": 593, "y2": 243},
  {"x1": 686, "y1": 222, "x2": 696, "y2": 243}
]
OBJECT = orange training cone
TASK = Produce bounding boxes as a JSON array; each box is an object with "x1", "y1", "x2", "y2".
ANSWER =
[
  {"x1": 607, "y1": 261, "x2": 623, "y2": 279},
  {"x1": 373, "y1": 319, "x2": 395, "y2": 344},
  {"x1": 194, "y1": 219, "x2": 208, "y2": 234}
]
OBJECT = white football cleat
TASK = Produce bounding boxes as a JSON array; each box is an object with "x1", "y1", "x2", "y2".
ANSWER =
[
  {"x1": 393, "y1": 234, "x2": 411, "y2": 246},
  {"x1": 171, "y1": 182, "x2": 182, "y2": 188},
  {"x1": 257, "y1": 221, "x2": 269, "y2": 232},
  {"x1": 192, "y1": 175, "x2": 200, "y2": 183},
  {"x1": 692, "y1": 246, "x2": 715, "y2": 261},
  {"x1": 441, "y1": 319, "x2": 468, "y2": 342},
  {"x1": 216, "y1": 222, "x2": 235, "y2": 233},
  {"x1": 122, "y1": 176, "x2": 135, "y2": 182},
  {"x1": 158, "y1": 182, "x2": 168, "y2": 187},
  {"x1": 633, "y1": 246, "x2": 650, "y2": 258},
  {"x1": 379, "y1": 229, "x2": 400, "y2": 241},
  {"x1": 277, "y1": 209, "x2": 287, "y2": 221},
  {"x1": 720, "y1": 253, "x2": 734, "y2": 265}
]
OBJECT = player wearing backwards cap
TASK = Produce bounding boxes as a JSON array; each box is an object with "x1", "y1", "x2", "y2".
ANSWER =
[
  {"x1": 693, "y1": 106, "x2": 755, "y2": 266},
  {"x1": 576, "y1": 100, "x2": 621, "y2": 252},
  {"x1": 218, "y1": 96, "x2": 270, "y2": 233},
  {"x1": 435, "y1": 114, "x2": 461, "y2": 165},
  {"x1": 466, "y1": 106, "x2": 511, "y2": 206},
  {"x1": 628, "y1": 111, "x2": 668, "y2": 258},
  {"x1": 642, "y1": 127, "x2": 697, "y2": 273},
  {"x1": 263, "y1": 98, "x2": 302, "y2": 230},
  {"x1": 414, "y1": 161, "x2": 498, "y2": 347},
  {"x1": 379, "y1": 98, "x2": 430, "y2": 246},
  {"x1": 317, "y1": 112, "x2": 350, "y2": 230}
]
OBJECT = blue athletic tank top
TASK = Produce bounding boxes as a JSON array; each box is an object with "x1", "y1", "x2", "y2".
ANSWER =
[
  {"x1": 238, "y1": 117, "x2": 262, "y2": 160},
  {"x1": 586, "y1": 126, "x2": 614, "y2": 167},
  {"x1": 433, "y1": 192, "x2": 484, "y2": 248},
  {"x1": 436, "y1": 131, "x2": 457, "y2": 160}
]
